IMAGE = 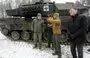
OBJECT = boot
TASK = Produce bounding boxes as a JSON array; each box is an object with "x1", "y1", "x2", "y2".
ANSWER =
[
  {"x1": 88, "y1": 49, "x2": 90, "y2": 52},
  {"x1": 39, "y1": 46, "x2": 41, "y2": 49},
  {"x1": 52, "y1": 52, "x2": 57, "y2": 55},
  {"x1": 46, "y1": 45, "x2": 50, "y2": 48},
  {"x1": 33, "y1": 44, "x2": 37, "y2": 49},
  {"x1": 39, "y1": 44, "x2": 42, "y2": 50},
  {"x1": 52, "y1": 52, "x2": 59, "y2": 55},
  {"x1": 58, "y1": 56, "x2": 61, "y2": 58}
]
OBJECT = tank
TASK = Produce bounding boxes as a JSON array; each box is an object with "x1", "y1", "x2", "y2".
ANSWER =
[
  {"x1": 0, "y1": 0, "x2": 90, "y2": 44},
  {"x1": 0, "y1": 0, "x2": 57, "y2": 41}
]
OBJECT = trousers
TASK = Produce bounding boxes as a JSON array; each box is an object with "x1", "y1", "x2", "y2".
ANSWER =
[
  {"x1": 53, "y1": 35, "x2": 61, "y2": 57},
  {"x1": 33, "y1": 33, "x2": 42, "y2": 47},
  {"x1": 70, "y1": 43, "x2": 83, "y2": 58}
]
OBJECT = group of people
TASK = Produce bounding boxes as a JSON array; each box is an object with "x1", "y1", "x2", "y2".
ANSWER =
[{"x1": 32, "y1": 7, "x2": 87, "y2": 58}]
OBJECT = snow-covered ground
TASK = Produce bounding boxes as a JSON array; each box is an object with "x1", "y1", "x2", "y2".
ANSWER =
[{"x1": 0, "y1": 31, "x2": 90, "y2": 58}]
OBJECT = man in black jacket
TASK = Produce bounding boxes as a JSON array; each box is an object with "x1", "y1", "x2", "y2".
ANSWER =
[{"x1": 68, "y1": 7, "x2": 87, "y2": 58}]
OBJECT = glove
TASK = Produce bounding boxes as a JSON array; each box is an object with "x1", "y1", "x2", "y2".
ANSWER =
[
  {"x1": 70, "y1": 34, "x2": 74, "y2": 39},
  {"x1": 67, "y1": 38, "x2": 71, "y2": 42},
  {"x1": 68, "y1": 34, "x2": 73, "y2": 39}
]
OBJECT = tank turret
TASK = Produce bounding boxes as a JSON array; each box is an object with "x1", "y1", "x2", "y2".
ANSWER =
[{"x1": 6, "y1": 0, "x2": 58, "y2": 18}]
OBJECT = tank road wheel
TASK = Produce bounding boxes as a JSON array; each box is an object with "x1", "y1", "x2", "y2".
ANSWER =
[
  {"x1": 60, "y1": 32, "x2": 68, "y2": 43},
  {"x1": 1, "y1": 28, "x2": 9, "y2": 35},
  {"x1": 86, "y1": 32, "x2": 90, "y2": 43},
  {"x1": 11, "y1": 31, "x2": 20, "y2": 40},
  {"x1": 21, "y1": 31, "x2": 30, "y2": 40}
]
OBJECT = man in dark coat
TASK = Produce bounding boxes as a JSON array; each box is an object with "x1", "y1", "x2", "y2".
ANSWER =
[{"x1": 68, "y1": 7, "x2": 87, "y2": 58}]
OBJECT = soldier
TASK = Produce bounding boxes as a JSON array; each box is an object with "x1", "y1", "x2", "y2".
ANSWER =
[
  {"x1": 33, "y1": 13, "x2": 44, "y2": 49},
  {"x1": 47, "y1": 12, "x2": 62, "y2": 58}
]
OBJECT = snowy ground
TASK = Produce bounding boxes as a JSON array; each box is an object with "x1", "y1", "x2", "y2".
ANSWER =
[{"x1": 0, "y1": 31, "x2": 90, "y2": 58}]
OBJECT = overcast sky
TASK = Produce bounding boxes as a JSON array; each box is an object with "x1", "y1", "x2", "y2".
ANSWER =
[
  {"x1": 52, "y1": 0, "x2": 80, "y2": 3},
  {"x1": 0, "y1": 0, "x2": 80, "y2": 3}
]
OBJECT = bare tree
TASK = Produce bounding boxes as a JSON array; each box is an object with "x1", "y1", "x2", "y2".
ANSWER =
[
  {"x1": 0, "y1": 0, "x2": 13, "y2": 18},
  {"x1": 15, "y1": 0, "x2": 21, "y2": 7},
  {"x1": 80, "y1": 0, "x2": 87, "y2": 5},
  {"x1": 0, "y1": 1, "x2": 5, "y2": 18}
]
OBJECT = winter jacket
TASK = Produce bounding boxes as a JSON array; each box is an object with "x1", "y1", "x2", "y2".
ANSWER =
[
  {"x1": 47, "y1": 17, "x2": 53, "y2": 34},
  {"x1": 47, "y1": 17, "x2": 53, "y2": 28},
  {"x1": 33, "y1": 18, "x2": 44, "y2": 33},
  {"x1": 68, "y1": 14, "x2": 87, "y2": 43},
  {"x1": 47, "y1": 13, "x2": 61, "y2": 35}
]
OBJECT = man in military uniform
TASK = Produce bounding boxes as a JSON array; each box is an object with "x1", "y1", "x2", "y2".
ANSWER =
[{"x1": 33, "y1": 13, "x2": 44, "y2": 49}]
